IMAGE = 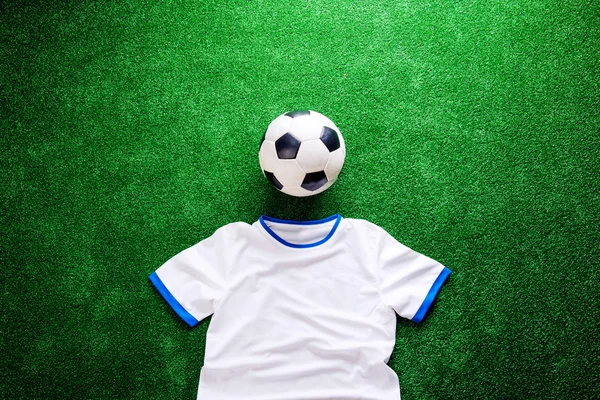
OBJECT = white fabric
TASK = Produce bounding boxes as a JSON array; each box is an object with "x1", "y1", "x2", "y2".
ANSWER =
[{"x1": 151, "y1": 215, "x2": 450, "y2": 400}]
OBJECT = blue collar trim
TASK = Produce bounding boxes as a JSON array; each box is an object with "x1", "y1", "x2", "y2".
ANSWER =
[{"x1": 259, "y1": 214, "x2": 342, "y2": 248}]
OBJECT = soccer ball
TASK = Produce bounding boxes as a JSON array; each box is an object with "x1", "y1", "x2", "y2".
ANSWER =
[{"x1": 259, "y1": 110, "x2": 346, "y2": 197}]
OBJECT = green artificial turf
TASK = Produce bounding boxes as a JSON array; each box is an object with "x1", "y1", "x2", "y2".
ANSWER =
[{"x1": 1, "y1": 0, "x2": 599, "y2": 398}]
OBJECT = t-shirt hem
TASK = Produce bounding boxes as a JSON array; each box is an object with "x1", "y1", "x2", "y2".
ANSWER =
[
  {"x1": 411, "y1": 267, "x2": 452, "y2": 323},
  {"x1": 149, "y1": 271, "x2": 199, "y2": 327}
]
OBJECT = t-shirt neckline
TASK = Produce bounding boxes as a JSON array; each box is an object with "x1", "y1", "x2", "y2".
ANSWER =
[{"x1": 258, "y1": 214, "x2": 342, "y2": 249}]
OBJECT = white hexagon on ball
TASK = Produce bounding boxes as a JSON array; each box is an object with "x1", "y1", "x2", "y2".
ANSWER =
[
  {"x1": 296, "y1": 139, "x2": 331, "y2": 173},
  {"x1": 264, "y1": 114, "x2": 293, "y2": 142},
  {"x1": 325, "y1": 148, "x2": 345, "y2": 180},
  {"x1": 288, "y1": 114, "x2": 324, "y2": 142},
  {"x1": 259, "y1": 140, "x2": 278, "y2": 173},
  {"x1": 274, "y1": 159, "x2": 306, "y2": 188}
]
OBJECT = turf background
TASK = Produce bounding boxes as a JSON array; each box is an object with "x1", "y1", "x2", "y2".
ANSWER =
[{"x1": 1, "y1": 0, "x2": 599, "y2": 399}]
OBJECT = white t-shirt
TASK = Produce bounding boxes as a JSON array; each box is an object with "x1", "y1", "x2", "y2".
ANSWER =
[{"x1": 150, "y1": 214, "x2": 451, "y2": 400}]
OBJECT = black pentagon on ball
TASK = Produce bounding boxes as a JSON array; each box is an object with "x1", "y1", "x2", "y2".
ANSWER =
[
  {"x1": 275, "y1": 133, "x2": 301, "y2": 159},
  {"x1": 301, "y1": 171, "x2": 328, "y2": 191},
  {"x1": 264, "y1": 171, "x2": 283, "y2": 190},
  {"x1": 320, "y1": 126, "x2": 340, "y2": 152},
  {"x1": 285, "y1": 110, "x2": 310, "y2": 118}
]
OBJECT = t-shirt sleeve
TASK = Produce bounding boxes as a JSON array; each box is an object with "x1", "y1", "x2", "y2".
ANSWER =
[
  {"x1": 149, "y1": 226, "x2": 231, "y2": 327},
  {"x1": 375, "y1": 226, "x2": 451, "y2": 323}
]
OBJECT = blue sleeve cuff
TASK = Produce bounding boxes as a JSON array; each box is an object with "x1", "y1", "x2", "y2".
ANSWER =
[
  {"x1": 149, "y1": 272, "x2": 199, "y2": 327},
  {"x1": 411, "y1": 267, "x2": 452, "y2": 324}
]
